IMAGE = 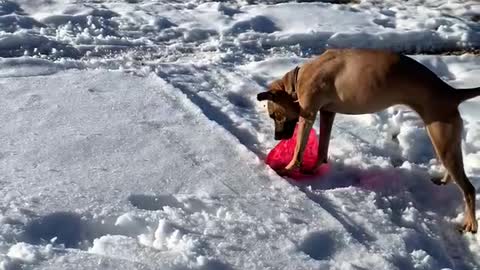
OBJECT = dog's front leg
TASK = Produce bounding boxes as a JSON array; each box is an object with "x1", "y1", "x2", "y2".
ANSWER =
[
  {"x1": 316, "y1": 110, "x2": 336, "y2": 167},
  {"x1": 283, "y1": 116, "x2": 315, "y2": 173}
]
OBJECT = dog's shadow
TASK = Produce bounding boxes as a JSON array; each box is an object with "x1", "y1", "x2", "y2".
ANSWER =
[
  {"x1": 293, "y1": 163, "x2": 463, "y2": 217},
  {"x1": 287, "y1": 163, "x2": 478, "y2": 268},
  {"x1": 289, "y1": 163, "x2": 465, "y2": 243}
]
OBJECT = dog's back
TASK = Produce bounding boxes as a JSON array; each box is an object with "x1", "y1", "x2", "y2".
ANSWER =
[{"x1": 302, "y1": 49, "x2": 476, "y2": 115}]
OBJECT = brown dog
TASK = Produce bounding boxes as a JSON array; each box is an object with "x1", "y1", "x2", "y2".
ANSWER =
[{"x1": 257, "y1": 49, "x2": 480, "y2": 233}]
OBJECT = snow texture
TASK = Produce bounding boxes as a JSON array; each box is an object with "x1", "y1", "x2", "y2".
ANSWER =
[{"x1": 0, "y1": 0, "x2": 479, "y2": 269}]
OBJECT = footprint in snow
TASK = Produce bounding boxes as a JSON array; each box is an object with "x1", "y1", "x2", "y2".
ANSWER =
[
  {"x1": 21, "y1": 211, "x2": 145, "y2": 250},
  {"x1": 299, "y1": 231, "x2": 337, "y2": 261}
]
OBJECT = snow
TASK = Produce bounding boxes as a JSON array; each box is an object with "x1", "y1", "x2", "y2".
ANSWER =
[{"x1": 0, "y1": 0, "x2": 479, "y2": 269}]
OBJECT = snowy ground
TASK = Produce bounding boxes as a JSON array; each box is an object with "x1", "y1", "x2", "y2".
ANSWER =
[{"x1": 0, "y1": 0, "x2": 480, "y2": 269}]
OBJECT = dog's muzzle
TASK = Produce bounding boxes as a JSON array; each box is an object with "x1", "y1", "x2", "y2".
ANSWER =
[{"x1": 274, "y1": 120, "x2": 297, "y2": 140}]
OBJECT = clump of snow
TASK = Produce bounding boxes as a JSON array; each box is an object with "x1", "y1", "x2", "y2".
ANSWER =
[
  {"x1": 411, "y1": 249, "x2": 436, "y2": 269},
  {"x1": 397, "y1": 125, "x2": 435, "y2": 164},
  {"x1": 89, "y1": 235, "x2": 138, "y2": 259},
  {"x1": 114, "y1": 213, "x2": 147, "y2": 236},
  {"x1": 6, "y1": 242, "x2": 53, "y2": 265},
  {"x1": 7, "y1": 243, "x2": 41, "y2": 264},
  {"x1": 152, "y1": 219, "x2": 201, "y2": 257}
]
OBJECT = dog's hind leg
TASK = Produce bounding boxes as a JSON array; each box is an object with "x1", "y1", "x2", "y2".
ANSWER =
[{"x1": 425, "y1": 111, "x2": 477, "y2": 233}]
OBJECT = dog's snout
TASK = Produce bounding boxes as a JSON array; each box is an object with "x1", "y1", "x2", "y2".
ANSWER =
[
  {"x1": 274, "y1": 132, "x2": 291, "y2": 140},
  {"x1": 274, "y1": 132, "x2": 286, "y2": 140}
]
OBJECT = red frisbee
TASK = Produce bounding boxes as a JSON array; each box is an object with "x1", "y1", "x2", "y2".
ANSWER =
[{"x1": 265, "y1": 125, "x2": 330, "y2": 180}]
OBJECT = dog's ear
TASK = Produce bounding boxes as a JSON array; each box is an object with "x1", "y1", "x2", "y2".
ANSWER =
[{"x1": 257, "y1": 91, "x2": 274, "y2": 101}]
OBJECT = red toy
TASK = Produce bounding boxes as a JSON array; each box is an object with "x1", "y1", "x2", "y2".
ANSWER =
[{"x1": 265, "y1": 125, "x2": 330, "y2": 180}]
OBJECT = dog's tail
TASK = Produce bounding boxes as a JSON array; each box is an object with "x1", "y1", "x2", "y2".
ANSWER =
[{"x1": 455, "y1": 87, "x2": 480, "y2": 103}]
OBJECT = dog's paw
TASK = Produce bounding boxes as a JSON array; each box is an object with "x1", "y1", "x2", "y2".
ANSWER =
[
  {"x1": 277, "y1": 167, "x2": 293, "y2": 176},
  {"x1": 430, "y1": 177, "x2": 448, "y2": 186},
  {"x1": 457, "y1": 220, "x2": 478, "y2": 234},
  {"x1": 431, "y1": 173, "x2": 452, "y2": 186},
  {"x1": 279, "y1": 161, "x2": 301, "y2": 175}
]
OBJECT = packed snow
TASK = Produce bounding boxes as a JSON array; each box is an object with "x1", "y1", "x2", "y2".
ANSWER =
[{"x1": 0, "y1": 0, "x2": 479, "y2": 269}]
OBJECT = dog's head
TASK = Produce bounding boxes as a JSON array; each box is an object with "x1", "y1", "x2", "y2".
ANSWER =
[{"x1": 257, "y1": 77, "x2": 300, "y2": 140}]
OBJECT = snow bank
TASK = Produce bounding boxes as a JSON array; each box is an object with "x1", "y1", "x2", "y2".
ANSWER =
[
  {"x1": 230, "y1": 1, "x2": 479, "y2": 54},
  {"x1": 0, "y1": 0, "x2": 477, "y2": 61}
]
